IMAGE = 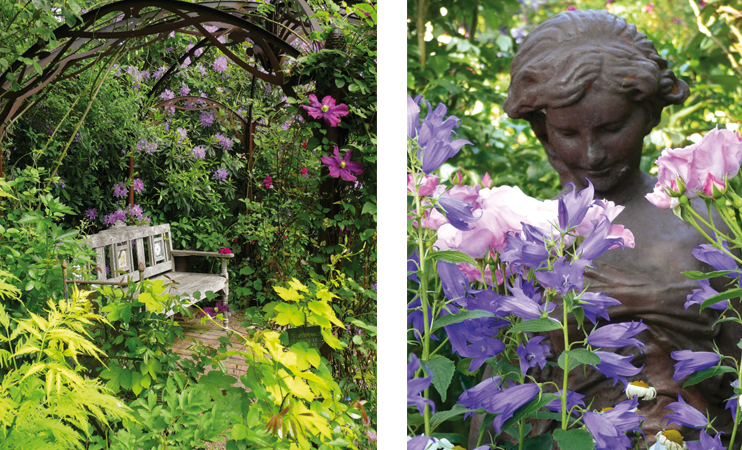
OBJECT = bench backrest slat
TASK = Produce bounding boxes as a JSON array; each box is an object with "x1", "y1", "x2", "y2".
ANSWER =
[{"x1": 83, "y1": 224, "x2": 173, "y2": 282}]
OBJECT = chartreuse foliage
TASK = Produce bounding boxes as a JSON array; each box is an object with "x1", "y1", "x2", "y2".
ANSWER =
[
  {"x1": 266, "y1": 278, "x2": 346, "y2": 350},
  {"x1": 0, "y1": 283, "x2": 132, "y2": 450}
]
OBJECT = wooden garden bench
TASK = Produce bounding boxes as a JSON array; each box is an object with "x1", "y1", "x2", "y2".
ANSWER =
[{"x1": 62, "y1": 222, "x2": 233, "y2": 322}]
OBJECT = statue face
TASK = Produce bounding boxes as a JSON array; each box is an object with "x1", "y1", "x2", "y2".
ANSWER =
[{"x1": 544, "y1": 86, "x2": 650, "y2": 193}]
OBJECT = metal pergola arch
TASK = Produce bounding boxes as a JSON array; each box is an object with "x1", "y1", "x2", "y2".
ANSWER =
[{"x1": 0, "y1": 0, "x2": 323, "y2": 176}]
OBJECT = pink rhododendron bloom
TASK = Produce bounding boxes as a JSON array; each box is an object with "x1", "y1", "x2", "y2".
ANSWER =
[
  {"x1": 321, "y1": 147, "x2": 364, "y2": 181},
  {"x1": 302, "y1": 94, "x2": 349, "y2": 127},
  {"x1": 407, "y1": 173, "x2": 439, "y2": 196}
]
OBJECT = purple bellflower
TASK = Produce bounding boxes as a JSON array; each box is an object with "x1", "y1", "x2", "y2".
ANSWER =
[
  {"x1": 408, "y1": 251, "x2": 420, "y2": 284},
  {"x1": 687, "y1": 430, "x2": 726, "y2": 450},
  {"x1": 558, "y1": 180, "x2": 595, "y2": 231},
  {"x1": 727, "y1": 380, "x2": 740, "y2": 421},
  {"x1": 670, "y1": 350, "x2": 720, "y2": 380},
  {"x1": 686, "y1": 278, "x2": 728, "y2": 310},
  {"x1": 407, "y1": 354, "x2": 435, "y2": 415},
  {"x1": 495, "y1": 281, "x2": 554, "y2": 320},
  {"x1": 579, "y1": 291, "x2": 622, "y2": 324},
  {"x1": 458, "y1": 376, "x2": 503, "y2": 417},
  {"x1": 500, "y1": 229, "x2": 549, "y2": 270},
  {"x1": 602, "y1": 397, "x2": 643, "y2": 435},
  {"x1": 576, "y1": 216, "x2": 624, "y2": 261},
  {"x1": 406, "y1": 436, "x2": 432, "y2": 450},
  {"x1": 458, "y1": 379, "x2": 539, "y2": 434},
  {"x1": 692, "y1": 242, "x2": 738, "y2": 272},
  {"x1": 587, "y1": 321, "x2": 648, "y2": 352},
  {"x1": 408, "y1": 95, "x2": 471, "y2": 174},
  {"x1": 593, "y1": 351, "x2": 643, "y2": 387},
  {"x1": 436, "y1": 196, "x2": 482, "y2": 231},
  {"x1": 321, "y1": 147, "x2": 365, "y2": 182},
  {"x1": 464, "y1": 335, "x2": 506, "y2": 372},
  {"x1": 302, "y1": 94, "x2": 349, "y2": 127},
  {"x1": 544, "y1": 389, "x2": 585, "y2": 416},
  {"x1": 516, "y1": 335, "x2": 550, "y2": 376},
  {"x1": 663, "y1": 394, "x2": 708, "y2": 429},
  {"x1": 583, "y1": 410, "x2": 633, "y2": 450},
  {"x1": 534, "y1": 256, "x2": 591, "y2": 295},
  {"x1": 437, "y1": 260, "x2": 468, "y2": 303}
]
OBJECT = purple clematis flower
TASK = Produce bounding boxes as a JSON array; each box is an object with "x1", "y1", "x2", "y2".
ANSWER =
[
  {"x1": 593, "y1": 351, "x2": 643, "y2": 387},
  {"x1": 558, "y1": 180, "x2": 595, "y2": 232},
  {"x1": 544, "y1": 389, "x2": 585, "y2": 416},
  {"x1": 437, "y1": 260, "x2": 468, "y2": 303},
  {"x1": 407, "y1": 354, "x2": 435, "y2": 415},
  {"x1": 576, "y1": 216, "x2": 624, "y2": 261},
  {"x1": 692, "y1": 242, "x2": 738, "y2": 272},
  {"x1": 687, "y1": 430, "x2": 726, "y2": 450},
  {"x1": 579, "y1": 291, "x2": 622, "y2": 324},
  {"x1": 534, "y1": 256, "x2": 591, "y2": 295},
  {"x1": 436, "y1": 196, "x2": 481, "y2": 231},
  {"x1": 587, "y1": 321, "x2": 648, "y2": 352},
  {"x1": 686, "y1": 278, "x2": 728, "y2": 310},
  {"x1": 516, "y1": 335, "x2": 550, "y2": 376},
  {"x1": 584, "y1": 410, "x2": 633, "y2": 450},
  {"x1": 663, "y1": 394, "x2": 708, "y2": 429},
  {"x1": 302, "y1": 94, "x2": 349, "y2": 127},
  {"x1": 670, "y1": 350, "x2": 720, "y2": 380},
  {"x1": 321, "y1": 146, "x2": 364, "y2": 181}
]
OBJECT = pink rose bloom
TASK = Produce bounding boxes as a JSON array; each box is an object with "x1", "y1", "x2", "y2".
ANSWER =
[
  {"x1": 482, "y1": 172, "x2": 492, "y2": 188},
  {"x1": 457, "y1": 263, "x2": 504, "y2": 286},
  {"x1": 407, "y1": 173, "x2": 439, "y2": 196},
  {"x1": 421, "y1": 208, "x2": 448, "y2": 230},
  {"x1": 654, "y1": 127, "x2": 742, "y2": 199},
  {"x1": 445, "y1": 184, "x2": 481, "y2": 208},
  {"x1": 645, "y1": 182, "x2": 677, "y2": 209}
]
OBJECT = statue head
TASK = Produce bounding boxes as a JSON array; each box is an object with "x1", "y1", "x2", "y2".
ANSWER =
[{"x1": 503, "y1": 10, "x2": 690, "y2": 193}]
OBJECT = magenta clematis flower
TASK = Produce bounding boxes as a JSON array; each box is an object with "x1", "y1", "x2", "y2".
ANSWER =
[
  {"x1": 302, "y1": 94, "x2": 349, "y2": 127},
  {"x1": 300, "y1": 167, "x2": 308, "y2": 179},
  {"x1": 263, "y1": 175, "x2": 273, "y2": 189},
  {"x1": 516, "y1": 335, "x2": 550, "y2": 376},
  {"x1": 321, "y1": 147, "x2": 364, "y2": 181},
  {"x1": 663, "y1": 394, "x2": 708, "y2": 429},
  {"x1": 670, "y1": 350, "x2": 720, "y2": 380},
  {"x1": 218, "y1": 247, "x2": 231, "y2": 255},
  {"x1": 587, "y1": 321, "x2": 648, "y2": 352}
]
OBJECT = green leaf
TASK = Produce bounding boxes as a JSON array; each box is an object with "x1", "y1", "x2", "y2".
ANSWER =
[
  {"x1": 682, "y1": 270, "x2": 736, "y2": 280},
  {"x1": 566, "y1": 348, "x2": 601, "y2": 366},
  {"x1": 430, "y1": 404, "x2": 470, "y2": 431},
  {"x1": 553, "y1": 428, "x2": 595, "y2": 450},
  {"x1": 426, "y1": 356, "x2": 455, "y2": 402},
  {"x1": 361, "y1": 201, "x2": 377, "y2": 216},
  {"x1": 431, "y1": 310, "x2": 495, "y2": 333},
  {"x1": 523, "y1": 434, "x2": 554, "y2": 450},
  {"x1": 232, "y1": 423, "x2": 248, "y2": 440},
  {"x1": 500, "y1": 393, "x2": 558, "y2": 433},
  {"x1": 683, "y1": 365, "x2": 736, "y2": 388},
  {"x1": 700, "y1": 288, "x2": 742, "y2": 311},
  {"x1": 335, "y1": 78, "x2": 345, "y2": 88},
  {"x1": 508, "y1": 318, "x2": 562, "y2": 333},
  {"x1": 429, "y1": 250, "x2": 478, "y2": 265}
]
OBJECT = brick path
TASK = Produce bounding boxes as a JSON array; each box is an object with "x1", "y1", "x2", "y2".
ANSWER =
[{"x1": 171, "y1": 315, "x2": 253, "y2": 379}]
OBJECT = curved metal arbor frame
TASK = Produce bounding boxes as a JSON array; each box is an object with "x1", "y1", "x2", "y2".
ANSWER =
[{"x1": 0, "y1": 0, "x2": 320, "y2": 153}]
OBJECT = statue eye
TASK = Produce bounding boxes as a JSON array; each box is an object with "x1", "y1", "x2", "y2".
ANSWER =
[{"x1": 602, "y1": 122, "x2": 623, "y2": 132}]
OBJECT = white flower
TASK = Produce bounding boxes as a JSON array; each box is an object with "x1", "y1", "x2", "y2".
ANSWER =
[
  {"x1": 625, "y1": 380, "x2": 657, "y2": 400},
  {"x1": 652, "y1": 430, "x2": 687, "y2": 450}
]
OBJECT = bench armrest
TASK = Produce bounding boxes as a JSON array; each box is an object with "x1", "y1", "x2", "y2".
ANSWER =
[{"x1": 171, "y1": 249, "x2": 234, "y2": 259}]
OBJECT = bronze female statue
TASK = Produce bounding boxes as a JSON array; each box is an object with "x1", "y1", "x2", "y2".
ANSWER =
[{"x1": 471, "y1": 9, "x2": 739, "y2": 447}]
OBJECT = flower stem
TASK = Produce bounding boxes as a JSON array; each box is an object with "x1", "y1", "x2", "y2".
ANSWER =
[
  {"x1": 414, "y1": 172, "x2": 432, "y2": 436},
  {"x1": 561, "y1": 302, "x2": 570, "y2": 430},
  {"x1": 730, "y1": 361, "x2": 742, "y2": 447}
]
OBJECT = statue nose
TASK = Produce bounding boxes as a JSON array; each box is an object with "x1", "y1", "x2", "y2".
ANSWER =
[{"x1": 586, "y1": 138, "x2": 608, "y2": 168}]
